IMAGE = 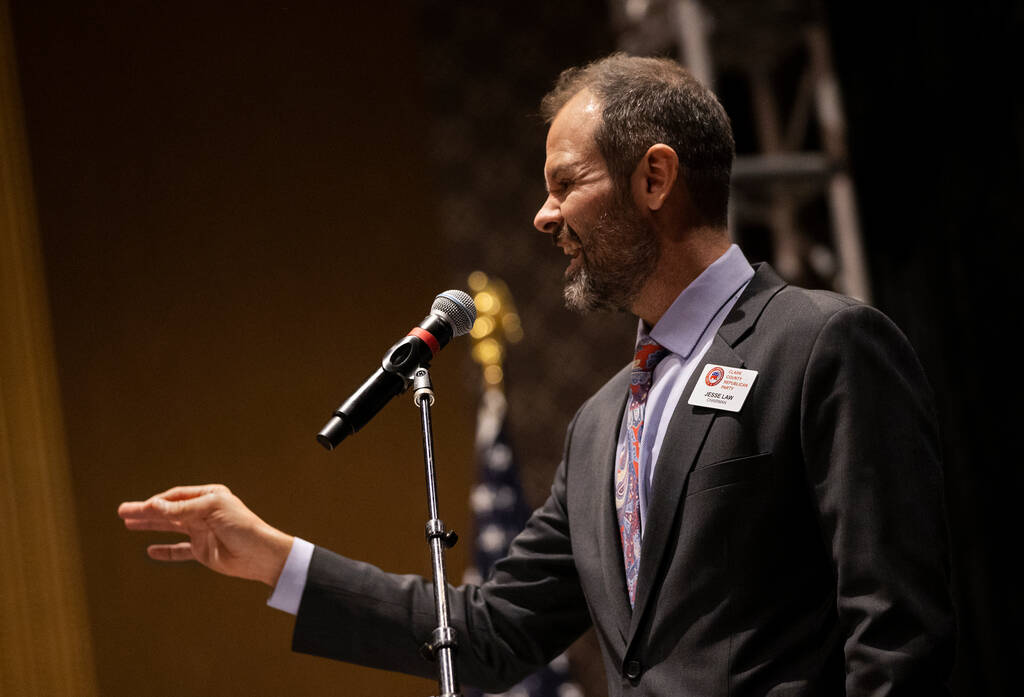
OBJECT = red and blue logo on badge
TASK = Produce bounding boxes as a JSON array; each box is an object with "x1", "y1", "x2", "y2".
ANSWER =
[{"x1": 704, "y1": 366, "x2": 725, "y2": 386}]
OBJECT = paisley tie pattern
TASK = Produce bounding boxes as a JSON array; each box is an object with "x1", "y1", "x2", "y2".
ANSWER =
[{"x1": 615, "y1": 338, "x2": 670, "y2": 608}]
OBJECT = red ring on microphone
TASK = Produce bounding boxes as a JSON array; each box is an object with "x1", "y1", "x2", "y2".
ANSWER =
[{"x1": 408, "y1": 327, "x2": 441, "y2": 356}]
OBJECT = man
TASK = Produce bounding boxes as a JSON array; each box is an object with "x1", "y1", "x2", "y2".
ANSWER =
[{"x1": 119, "y1": 54, "x2": 955, "y2": 695}]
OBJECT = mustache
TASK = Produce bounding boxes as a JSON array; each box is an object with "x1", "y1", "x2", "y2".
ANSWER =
[{"x1": 553, "y1": 224, "x2": 582, "y2": 248}]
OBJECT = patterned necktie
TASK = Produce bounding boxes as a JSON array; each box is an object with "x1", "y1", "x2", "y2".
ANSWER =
[{"x1": 616, "y1": 338, "x2": 670, "y2": 608}]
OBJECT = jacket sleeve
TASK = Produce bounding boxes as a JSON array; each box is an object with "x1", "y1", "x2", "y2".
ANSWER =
[
  {"x1": 800, "y1": 304, "x2": 956, "y2": 695},
  {"x1": 291, "y1": 416, "x2": 592, "y2": 693}
]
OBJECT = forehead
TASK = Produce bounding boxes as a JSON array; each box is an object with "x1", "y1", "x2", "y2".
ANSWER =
[{"x1": 544, "y1": 89, "x2": 604, "y2": 177}]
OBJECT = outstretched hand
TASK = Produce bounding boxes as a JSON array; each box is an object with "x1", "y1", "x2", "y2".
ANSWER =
[{"x1": 118, "y1": 484, "x2": 294, "y2": 587}]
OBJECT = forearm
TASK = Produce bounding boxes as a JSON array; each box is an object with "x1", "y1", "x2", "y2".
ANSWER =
[
  {"x1": 291, "y1": 546, "x2": 561, "y2": 691},
  {"x1": 290, "y1": 456, "x2": 592, "y2": 693}
]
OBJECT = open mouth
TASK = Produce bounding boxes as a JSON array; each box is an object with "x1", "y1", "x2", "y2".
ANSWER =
[
  {"x1": 564, "y1": 249, "x2": 583, "y2": 277},
  {"x1": 555, "y1": 227, "x2": 583, "y2": 276}
]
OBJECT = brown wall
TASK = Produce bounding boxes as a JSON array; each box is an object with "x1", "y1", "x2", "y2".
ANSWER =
[{"x1": 12, "y1": 3, "x2": 475, "y2": 695}]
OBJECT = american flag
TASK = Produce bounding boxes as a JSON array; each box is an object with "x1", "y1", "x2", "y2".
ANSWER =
[{"x1": 461, "y1": 387, "x2": 583, "y2": 697}]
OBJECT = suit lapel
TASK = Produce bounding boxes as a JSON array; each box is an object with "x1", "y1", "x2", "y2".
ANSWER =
[{"x1": 591, "y1": 373, "x2": 634, "y2": 641}]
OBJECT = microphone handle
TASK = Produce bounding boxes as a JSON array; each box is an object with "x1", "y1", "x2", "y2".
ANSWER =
[
  {"x1": 316, "y1": 312, "x2": 458, "y2": 451},
  {"x1": 317, "y1": 367, "x2": 406, "y2": 449}
]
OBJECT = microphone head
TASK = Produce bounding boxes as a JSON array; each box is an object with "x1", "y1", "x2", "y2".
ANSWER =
[{"x1": 432, "y1": 290, "x2": 477, "y2": 337}]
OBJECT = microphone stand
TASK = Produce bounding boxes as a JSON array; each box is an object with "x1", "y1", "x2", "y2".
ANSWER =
[{"x1": 411, "y1": 366, "x2": 462, "y2": 697}]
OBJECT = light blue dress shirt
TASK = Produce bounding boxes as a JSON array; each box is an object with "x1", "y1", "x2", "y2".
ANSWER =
[{"x1": 270, "y1": 244, "x2": 755, "y2": 613}]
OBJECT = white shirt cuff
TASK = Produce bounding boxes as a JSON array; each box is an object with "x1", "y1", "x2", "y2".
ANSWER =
[{"x1": 266, "y1": 536, "x2": 314, "y2": 615}]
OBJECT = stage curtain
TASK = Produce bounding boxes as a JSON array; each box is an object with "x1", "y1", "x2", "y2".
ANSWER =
[{"x1": 0, "y1": 2, "x2": 99, "y2": 694}]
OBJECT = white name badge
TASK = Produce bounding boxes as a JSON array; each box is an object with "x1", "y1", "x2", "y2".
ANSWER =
[{"x1": 688, "y1": 364, "x2": 758, "y2": 412}]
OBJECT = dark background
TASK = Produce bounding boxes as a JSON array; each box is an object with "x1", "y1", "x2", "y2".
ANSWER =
[
  {"x1": 9, "y1": 1, "x2": 1020, "y2": 695},
  {"x1": 826, "y1": 3, "x2": 1022, "y2": 694}
]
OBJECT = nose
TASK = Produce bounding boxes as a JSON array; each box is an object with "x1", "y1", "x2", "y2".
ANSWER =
[{"x1": 533, "y1": 194, "x2": 562, "y2": 235}]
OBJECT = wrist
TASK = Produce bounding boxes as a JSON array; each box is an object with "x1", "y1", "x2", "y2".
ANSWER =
[{"x1": 261, "y1": 528, "x2": 295, "y2": 587}]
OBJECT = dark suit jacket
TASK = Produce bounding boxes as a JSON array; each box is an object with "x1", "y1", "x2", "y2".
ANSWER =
[{"x1": 292, "y1": 264, "x2": 956, "y2": 696}]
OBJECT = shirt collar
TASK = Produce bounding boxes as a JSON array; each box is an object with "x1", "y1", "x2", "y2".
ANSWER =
[{"x1": 637, "y1": 244, "x2": 755, "y2": 358}]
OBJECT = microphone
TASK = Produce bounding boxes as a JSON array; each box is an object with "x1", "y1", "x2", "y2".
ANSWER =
[{"x1": 316, "y1": 290, "x2": 477, "y2": 450}]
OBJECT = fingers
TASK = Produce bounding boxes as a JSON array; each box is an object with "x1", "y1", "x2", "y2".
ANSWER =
[
  {"x1": 117, "y1": 500, "x2": 155, "y2": 519},
  {"x1": 122, "y1": 517, "x2": 184, "y2": 533},
  {"x1": 158, "y1": 484, "x2": 230, "y2": 502},
  {"x1": 147, "y1": 542, "x2": 196, "y2": 562},
  {"x1": 118, "y1": 484, "x2": 229, "y2": 522}
]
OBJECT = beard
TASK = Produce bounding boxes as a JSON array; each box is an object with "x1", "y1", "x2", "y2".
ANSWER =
[{"x1": 557, "y1": 192, "x2": 659, "y2": 314}]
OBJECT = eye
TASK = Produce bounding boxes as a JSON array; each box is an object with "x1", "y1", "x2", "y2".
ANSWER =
[
  {"x1": 550, "y1": 179, "x2": 572, "y2": 197},
  {"x1": 545, "y1": 169, "x2": 574, "y2": 197}
]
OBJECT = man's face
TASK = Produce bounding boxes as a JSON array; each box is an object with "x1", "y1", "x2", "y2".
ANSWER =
[{"x1": 534, "y1": 90, "x2": 657, "y2": 314}]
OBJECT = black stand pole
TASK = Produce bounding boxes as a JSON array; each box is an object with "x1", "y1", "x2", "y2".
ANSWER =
[{"x1": 411, "y1": 366, "x2": 462, "y2": 697}]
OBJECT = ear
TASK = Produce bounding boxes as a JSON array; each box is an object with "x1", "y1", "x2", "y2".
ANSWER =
[{"x1": 630, "y1": 144, "x2": 679, "y2": 212}]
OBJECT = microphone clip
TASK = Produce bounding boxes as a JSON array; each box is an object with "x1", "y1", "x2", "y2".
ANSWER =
[{"x1": 412, "y1": 368, "x2": 435, "y2": 407}]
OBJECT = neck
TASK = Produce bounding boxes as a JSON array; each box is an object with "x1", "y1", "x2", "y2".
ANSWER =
[{"x1": 631, "y1": 228, "x2": 731, "y2": 326}]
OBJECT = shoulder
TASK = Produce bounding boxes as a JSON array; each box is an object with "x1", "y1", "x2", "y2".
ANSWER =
[
  {"x1": 763, "y1": 286, "x2": 909, "y2": 349},
  {"x1": 735, "y1": 263, "x2": 904, "y2": 347},
  {"x1": 764, "y1": 285, "x2": 872, "y2": 337},
  {"x1": 747, "y1": 262, "x2": 865, "y2": 330},
  {"x1": 771, "y1": 285, "x2": 860, "y2": 316},
  {"x1": 728, "y1": 267, "x2": 922, "y2": 394}
]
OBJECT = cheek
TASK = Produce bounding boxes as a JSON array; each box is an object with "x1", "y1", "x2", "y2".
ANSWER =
[{"x1": 561, "y1": 198, "x2": 601, "y2": 241}]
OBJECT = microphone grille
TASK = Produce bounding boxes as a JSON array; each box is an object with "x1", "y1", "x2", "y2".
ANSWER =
[{"x1": 432, "y1": 290, "x2": 477, "y2": 337}]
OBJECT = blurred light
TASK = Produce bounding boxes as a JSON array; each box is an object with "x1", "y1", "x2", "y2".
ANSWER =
[
  {"x1": 471, "y1": 315, "x2": 495, "y2": 338},
  {"x1": 468, "y1": 271, "x2": 489, "y2": 292},
  {"x1": 502, "y1": 313, "x2": 523, "y2": 342},
  {"x1": 472, "y1": 338, "x2": 503, "y2": 365},
  {"x1": 808, "y1": 244, "x2": 836, "y2": 278},
  {"x1": 484, "y1": 365, "x2": 504, "y2": 385},
  {"x1": 474, "y1": 290, "x2": 500, "y2": 314},
  {"x1": 625, "y1": 0, "x2": 650, "y2": 23}
]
